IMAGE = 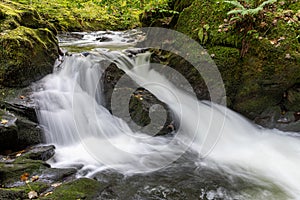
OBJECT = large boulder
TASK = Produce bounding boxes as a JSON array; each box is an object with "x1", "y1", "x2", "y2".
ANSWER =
[
  {"x1": 102, "y1": 62, "x2": 175, "y2": 136},
  {"x1": 0, "y1": 0, "x2": 59, "y2": 87},
  {"x1": 173, "y1": 0, "x2": 300, "y2": 130}
]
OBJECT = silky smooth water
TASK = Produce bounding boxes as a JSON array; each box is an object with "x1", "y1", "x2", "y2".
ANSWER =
[{"x1": 33, "y1": 40, "x2": 300, "y2": 199}]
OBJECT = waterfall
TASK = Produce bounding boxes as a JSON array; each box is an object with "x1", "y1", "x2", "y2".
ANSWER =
[{"x1": 33, "y1": 50, "x2": 300, "y2": 199}]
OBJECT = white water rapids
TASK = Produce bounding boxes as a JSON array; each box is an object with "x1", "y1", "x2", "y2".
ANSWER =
[{"x1": 33, "y1": 50, "x2": 300, "y2": 199}]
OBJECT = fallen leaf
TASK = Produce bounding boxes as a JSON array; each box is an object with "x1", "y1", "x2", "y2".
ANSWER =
[
  {"x1": 20, "y1": 173, "x2": 30, "y2": 182},
  {"x1": 1, "y1": 119, "x2": 8, "y2": 125},
  {"x1": 51, "y1": 182, "x2": 62, "y2": 187},
  {"x1": 31, "y1": 175, "x2": 39, "y2": 182},
  {"x1": 270, "y1": 39, "x2": 277, "y2": 45},
  {"x1": 44, "y1": 192, "x2": 53, "y2": 196},
  {"x1": 285, "y1": 54, "x2": 291, "y2": 59},
  {"x1": 260, "y1": 21, "x2": 268, "y2": 28},
  {"x1": 28, "y1": 190, "x2": 38, "y2": 199}
]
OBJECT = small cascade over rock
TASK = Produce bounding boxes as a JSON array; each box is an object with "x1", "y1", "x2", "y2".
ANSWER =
[{"x1": 33, "y1": 46, "x2": 300, "y2": 199}]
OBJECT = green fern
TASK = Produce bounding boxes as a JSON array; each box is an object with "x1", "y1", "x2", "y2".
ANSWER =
[
  {"x1": 224, "y1": 0, "x2": 245, "y2": 9},
  {"x1": 223, "y1": 0, "x2": 277, "y2": 57},
  {"x1": 225, "y1": 0, "x2": 277, "y2": 16}
]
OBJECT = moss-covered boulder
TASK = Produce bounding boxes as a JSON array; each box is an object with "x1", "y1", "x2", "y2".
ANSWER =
[
  {"x1": 0, "y1": 181, "x2": 49, "y2": 200},
  {"x1": 174, "y1": 0, "x2": 300, "y2": 129},
  {"x1": 0, "y1": 158, "x2": 50, "y2": 186},
  {"x1": 40, "y1": 178, "x2": 105, "y2": 200},
  {"x1": 0, "y1": 0, "x2": 59, "y2": 87}
]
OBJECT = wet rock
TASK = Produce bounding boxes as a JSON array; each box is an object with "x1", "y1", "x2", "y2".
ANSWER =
[
  {"x1": 0, "y1": 159, "x2": 50, "y2": 186},
  {"x1": 0, "y1": 87, "x2": 43, "y2": 153},
  {"x1": 21, "y1": 145, "x2": 55, "y2": 161},
  {"x1": 124, "y1": 48, "x2": 149, "y2": 56},
  {"x1": 254, "y1": 106, "x2": 300, "y2": 132},
  {"x1": 1, "y1": 101, "x2": 37, "y2": 123},
  {"x1": 0, "y1": 108, "x2": 42, "y2": 153},
  {"x1": 96, "y1": 36, "x2": 113, "y2": 42},
  {"x1": 93, "y1": 170, "x2": 125, "y2": 184},
  {"x1": 81, "y1": 51, "x2": 90, "y2": 57},
  {"x1": 102, "y1": 63, "x2": 175, "y2": 136},
  {"x1": 97, "y1": 185, "x2": 120, "y2": 200},
  {"x1": 40, "y1": 168, "x2": 77, "y2": 182},
  {"x1": 102, "y1": 63, "x2": 125, "y2": 109},
  {"x1": 0, "y1": 181, "x2": 49, "y2": 200},
  {"x1": 40, "y1": 178, "x2": 106, "y2": 200}
]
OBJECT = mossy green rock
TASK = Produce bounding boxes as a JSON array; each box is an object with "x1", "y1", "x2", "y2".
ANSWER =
[
  {"x1": 0, "y1": 26, "x2": 58, "y2": 87},
  {"x1": 0, "y1": 181, "x2": 49, "y2": 200},
  {"x1": 0, "y1": 0, "x2": 59, "y2": 87},
  {"x1": 0, "y1": 159, "x2": 50, "y2": 186},
  {"x1": 175, "y1": 0, "x2": 300, "y2": 123},
  {"x1": 41, "y1": 178, "x2": 105, "y2": 200}
]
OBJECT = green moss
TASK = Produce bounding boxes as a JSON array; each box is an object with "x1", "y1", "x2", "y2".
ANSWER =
[
  {"x1": 207, "y1": 46, "x2": 241, "y2": 106},
  {"x1": 174, "y1": 0, "x2": 300, "y2": 118},
  {"x1": 0, "y1": 26, "x2": 58, "y2": 87},
  {"x1": 176, "y1": 0, "x2": 240, "y2": 47},
  {"x1": 0, "y1": 87, "x2": 20, "y2": 101},
  {"x1": 0, "y1": 159, "x2": 49, "y2": 185},
  {"x1": 173, "y1": 0, "x2": 195, "y2": 12},
  {"x1": 41, "y1": 178, "x2": 104, "y2": 200},
  {"x1": 0, "y1": 181, "x2": 49, "y2": 200}
]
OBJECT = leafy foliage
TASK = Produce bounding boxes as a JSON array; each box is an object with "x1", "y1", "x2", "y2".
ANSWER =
[
  {"x1": 11, "y1": 0, "x2": 172, "y2": 31},
  {"x1": 225, "y1": 0, "x2": 277, "y2": 20},
  {"x1": 223, "y1": 0, "x2": 278, "y2": 56}
]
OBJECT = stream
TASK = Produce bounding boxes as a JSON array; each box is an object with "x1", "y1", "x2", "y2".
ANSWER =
[{"x1": 32, "y1": 29, "x2": 300, "y2": 200}]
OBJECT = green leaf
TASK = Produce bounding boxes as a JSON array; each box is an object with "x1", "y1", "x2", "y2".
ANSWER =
[
  {"x1": 203, "y1": 24, "x2": 210, "y2": 31},
  {"x1": 198, "y1": 28, "x2": 204, "y2": 43}
]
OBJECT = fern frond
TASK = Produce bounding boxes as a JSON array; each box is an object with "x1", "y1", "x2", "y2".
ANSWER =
[
  {"x1": 229, "y1": 16, "x2": 242, "y2": 21},
  {"x1": 224, "y1": 0, "x2": 245, "y2": 9},
  {"x1": 246, "y1": 7, "x2": 264, "y2": 15},
  {"x1": 227, "y1": 9, "x2": 244, "y2": 15},
  {"x1": 259, "y1": 0, "x2": 277, "y2": 8}
]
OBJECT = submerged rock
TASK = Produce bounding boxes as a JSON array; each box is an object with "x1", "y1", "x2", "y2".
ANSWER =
[{"x1": 96, "y1": 36, "x2": 113, "y2": 42}]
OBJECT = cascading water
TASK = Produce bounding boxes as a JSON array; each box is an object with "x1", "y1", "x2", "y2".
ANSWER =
[{"x1": 33, "y1": 32, "x2": 300, "y2": 199}]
